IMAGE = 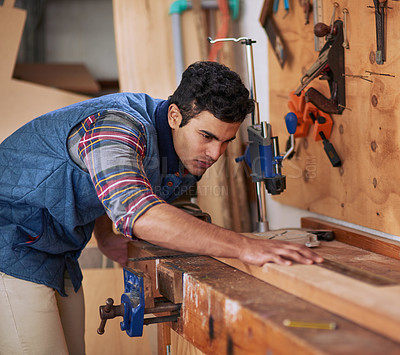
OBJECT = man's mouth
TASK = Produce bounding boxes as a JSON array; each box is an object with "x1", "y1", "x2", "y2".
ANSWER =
[{"x1": 196, "y1": 159, "x2": 214, "y2": 169}]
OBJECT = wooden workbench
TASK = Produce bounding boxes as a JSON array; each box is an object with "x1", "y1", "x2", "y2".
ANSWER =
[{"x1": 127, "y1": 218, "x2": 400, "y2": 354}]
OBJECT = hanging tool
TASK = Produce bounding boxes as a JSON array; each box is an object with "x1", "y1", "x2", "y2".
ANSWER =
[
  {"x1": 318, "y1": 131, "x2": 341, "y2": 167},
  {"x1": 169, "y1": 0, "x2": 240, "y2": 84},
  {"x1": 308, "y1": 230, "x2": 335, "y2": 241},
  {"x1": 372, "y1": 0, "x2": 387, "y2": 64},
  {"x1": 294, "y1": 20, "x2": 346, "y2": 114},
  {"x1": 207, "y1": 0, "x2": 231, "y2": 62},
  {"x1": 273, "y1": 0, "x2": 289, "y2": 17},
  {"x1": 259, "y1": 0, "x2": 287, "y2": 68},
  {"x1": 300, "y1": 0, "x2": 312, "y2": 25},
  {"x1": 287, "y1": 91, "x2": 342, "y2": 167},
  {"x1": 289, "y1": 90, "x2": 333, "y2": 142}
]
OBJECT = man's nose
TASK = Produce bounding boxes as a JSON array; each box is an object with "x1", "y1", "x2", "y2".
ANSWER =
[{"x1": 207, "y1": 142, "x2": 224, "y2": 161}]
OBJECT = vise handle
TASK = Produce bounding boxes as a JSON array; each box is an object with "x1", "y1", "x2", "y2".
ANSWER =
[
  {"x1": 98, "y1": 294, "x2": 181, "y2": 336},
  {"x1": 97, "y1": 298, "x2": 124, "y2": 335}
]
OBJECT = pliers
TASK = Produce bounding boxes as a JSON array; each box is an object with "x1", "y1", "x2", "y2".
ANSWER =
[{"x1": 273, "y1": 0, "x2": 290, "y2": 16}]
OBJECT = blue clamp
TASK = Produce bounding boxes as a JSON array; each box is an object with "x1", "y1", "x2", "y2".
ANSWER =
[
  {"x1": 97, "y1": 268, "x2": 181, "y2": 338},
  {"x1": 120, "y1": 268, "x2": 146, "y2": 337}
]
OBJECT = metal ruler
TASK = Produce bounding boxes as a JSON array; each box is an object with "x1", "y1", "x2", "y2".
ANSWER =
[{"x1": 313, "y1": 0, "x2": 324, "y2": 51}]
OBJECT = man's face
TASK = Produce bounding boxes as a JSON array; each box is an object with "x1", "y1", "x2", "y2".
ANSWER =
[{"x1": 168, "y1": 104, "x2": 241, "y2": 176}]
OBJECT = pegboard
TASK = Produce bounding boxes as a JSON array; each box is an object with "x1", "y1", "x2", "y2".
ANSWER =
[{"x1": 264, "y1": 0, "x2": 400, "y2": 235}]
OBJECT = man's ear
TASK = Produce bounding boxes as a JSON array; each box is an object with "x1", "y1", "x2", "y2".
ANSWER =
[{"x1": 168, "y1": 104, "x2": 182, "y2": 130}]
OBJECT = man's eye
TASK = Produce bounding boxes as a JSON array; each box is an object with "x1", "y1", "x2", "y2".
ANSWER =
[{"x1": 201, "y1": 133, "x2": 212, "y2": 140}]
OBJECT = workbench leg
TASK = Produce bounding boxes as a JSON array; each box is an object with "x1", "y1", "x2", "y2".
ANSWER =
[{"x1": 157, "y1": 322, "x2": 171, "y2": 355}]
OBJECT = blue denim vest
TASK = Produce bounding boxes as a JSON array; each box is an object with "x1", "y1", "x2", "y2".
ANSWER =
[{"x1": 0, "y1": 93, "x2": 198, "y2": 295}]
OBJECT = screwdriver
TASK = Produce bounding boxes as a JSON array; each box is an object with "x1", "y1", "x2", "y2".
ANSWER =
[
  {"x1": 319, "y1": 131, "x2": 341, "y2": 167},
  {"x1": 308, "y1": 112, "x2": 342, "y2": 168}
]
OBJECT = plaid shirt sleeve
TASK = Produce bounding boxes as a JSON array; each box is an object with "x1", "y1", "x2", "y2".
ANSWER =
[{"x1": 76, "y1": 112, "x2": 165, "y2": 237}]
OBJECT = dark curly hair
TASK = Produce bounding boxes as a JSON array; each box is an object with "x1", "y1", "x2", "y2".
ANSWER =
[{"x1": 168, "y1": 61, "x2": 254, "y2": 127}]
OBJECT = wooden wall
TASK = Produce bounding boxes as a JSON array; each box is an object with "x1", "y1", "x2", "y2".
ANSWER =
[
  {"x1": 112, "y1": 0, "x2": 202, "y2": 98},
  {"x1": 267, "y1": 0, "x2": 400, "y2": 236}
]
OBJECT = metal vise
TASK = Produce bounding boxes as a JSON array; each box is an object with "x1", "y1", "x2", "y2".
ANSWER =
[{"x1": 97, "y1": 268, "x2": 180, "y2": 337}]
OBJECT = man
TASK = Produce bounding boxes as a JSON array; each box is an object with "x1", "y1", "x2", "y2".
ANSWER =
[{"x1": 0, "y1": 61, "x2": 322, "y2": 354}]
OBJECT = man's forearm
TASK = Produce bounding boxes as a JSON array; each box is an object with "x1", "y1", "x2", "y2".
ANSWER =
[
  {"x1": 132, "y1": 203, "x2": 246, "y2": 258},
  {"x1": 93, "y1": 214, "x2": 130, "y2": 265},
  {"x1": 132, "y1": 204, "x2": 324, "y2": 266}
]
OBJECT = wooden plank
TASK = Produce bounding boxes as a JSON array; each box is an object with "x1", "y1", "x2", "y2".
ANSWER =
[
  {"x1": 301, "y1": 217, "x2": 400, "y2": 261},
  {"x1": 112, "y1": 0, "x2": 202, "y2": 97},
  {"x1": 192, "y1": 8, "x2": 252, "y2": 232},
  {"x1": 171, "y1": 329, "x2": 205, "y2": 355},
  {"x1": 158, "y1": 323, "x2": 172, "y2": 355},
  {"x1": 0, "y1": 0, "x2": 24, "y2": 80},
  {"x1": 0, "y1": 1, "x2": 89, "y2": 143},
  {"x1": 13, "y1": 63, "x2": 101, "y2": 94},
  {"x1": 266, "y1": 0, "x2": 400, "y2": 236},
  {"x1": 217, "y1": 230, "x2": 400, "y2": 343},
  {"x1": 112, "y1": 0, "x2": 175, "y2": 97},
  {"x1": 128, "y1": 240, "x2": 400, "y2": 354}
]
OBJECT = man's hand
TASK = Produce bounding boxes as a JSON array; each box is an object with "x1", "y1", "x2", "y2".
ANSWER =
[
  {"x1": 93, "y1": 214, "x2": 130, "y2": 266},
  {"x1": 239, "y1": 237, "x2": 324, "y2": 266}
]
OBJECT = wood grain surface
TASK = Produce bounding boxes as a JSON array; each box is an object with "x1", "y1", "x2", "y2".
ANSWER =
[{"x1": 217, "y1": 228, "x2": 400, "y2": 343}]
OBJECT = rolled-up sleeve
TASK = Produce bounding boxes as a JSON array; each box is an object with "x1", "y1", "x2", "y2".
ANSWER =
[{"x1": 77, "y1": 112, "x2": 165, "y2": 237}]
